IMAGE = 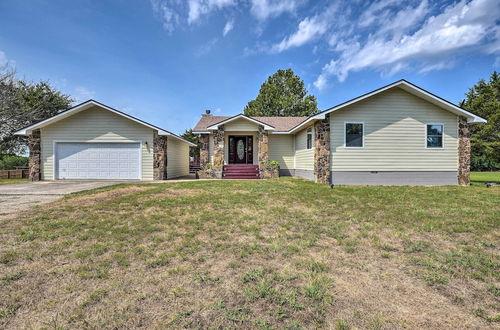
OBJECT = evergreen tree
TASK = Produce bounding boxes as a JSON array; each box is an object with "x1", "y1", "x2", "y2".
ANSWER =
[
  {"x1": 460, "y1": 71, "x2": 500, "y2": 170},
  {"x1": 244, "y1": 69, "x2": 318, "y2": 117}
]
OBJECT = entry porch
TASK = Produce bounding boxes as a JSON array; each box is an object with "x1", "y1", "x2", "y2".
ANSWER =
[{"x1": 198, "y1": 122, "x2": 277, "y2": 179}]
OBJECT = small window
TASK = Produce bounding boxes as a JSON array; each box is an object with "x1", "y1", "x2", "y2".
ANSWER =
[
  {"x1": 426, "y1": 124, "x2": 443, "y2": 148},
  {"x1": 345, "y1": 122, "x2": 363, "y2": 148},
  {"x1": 306, "y1": 128, "x2": 313, "y2": 149}
]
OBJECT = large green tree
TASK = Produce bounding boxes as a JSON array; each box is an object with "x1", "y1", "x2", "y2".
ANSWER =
[
  {"x1": 460, "y1": 71, "x2": 500, "y2": 170},
  {"x1": 0, "y1": 66, "x2": 73, "y2": 155},
  {"x1": 244, "y1": 69, "x2": 318, "y2": 117}
]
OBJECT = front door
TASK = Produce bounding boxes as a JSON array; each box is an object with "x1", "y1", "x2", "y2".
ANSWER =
[{"x1": 229, "y1": 136, "x2": 253, "y2": 164}]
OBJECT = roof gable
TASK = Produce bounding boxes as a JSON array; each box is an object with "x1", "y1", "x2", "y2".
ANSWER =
[
  {"x1": 207, "y1": 114, "x2": 275, "y2": 130},
  {"x1": 14, "y1": 100, "x2": 196, "y2": 146},
  {"x1": 312, "y1": 80, "x2": 486, "y2": 123}
]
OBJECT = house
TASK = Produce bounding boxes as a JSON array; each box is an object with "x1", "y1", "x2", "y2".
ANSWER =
[
  {"x1": 192, "y1": 80, "x2": 486, "y2": 185},
  {"x1": 15, "y1": 100, "x2": 196, "y2": 181}
]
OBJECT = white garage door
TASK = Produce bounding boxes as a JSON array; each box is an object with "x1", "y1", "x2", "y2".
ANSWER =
[{"x1": 56, "y1": 142, "x2": 141, "y2": 180}]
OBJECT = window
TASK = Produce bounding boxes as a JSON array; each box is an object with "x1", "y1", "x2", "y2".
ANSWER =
[
  {"x1": 345, "y1": 122, "x2": 364, "y2": 148},
  {"x1": 426, "y1": 124, "x2": 443, "y2": 148},
  {"x1": 306, "y1": 128, "x2": 313, "y2": 149}
]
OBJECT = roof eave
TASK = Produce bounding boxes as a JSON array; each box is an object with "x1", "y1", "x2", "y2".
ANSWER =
[
  {"x1": 206, "y1": 114, "x2": 275, "y2": 130},
  {"x1": 13, "y1": 99, "x2": 197, "y2": 146}
]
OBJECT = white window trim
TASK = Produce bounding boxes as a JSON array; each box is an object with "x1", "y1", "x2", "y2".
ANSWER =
[
  {"x1": 344, "y1": 122, "x2": 365, "y2": 149},
  {"x1": 53, "y1": 140, "x2": 143, "y2": 180},
  {"x1": 425, "y1": 123, "x2": 445, "y2": 149},
  {"x1": 306, "y1": 128, "x2": 313, "y2": 150}
]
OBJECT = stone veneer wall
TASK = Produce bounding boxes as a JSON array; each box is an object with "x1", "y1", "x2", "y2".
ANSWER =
[
  {"x1": 153, "y1": 133, "x2": 168, "y2": 180},
  {"x1": 314, "y1": 116, "x2": 331, "y2": 184},
  {"x1": 212, "y1": 127, "x2": 224, "y2": 179},
  {"x1": 458, "y1": 116, "x2": 471, "y2": 185},
  {"x1": 257, "y1": 125, "x2": 277, "y2": 178},
  {"x1": 28, "y1": 129, "x2": 41, "y2": 181},
  {"x1": 199, "y1": 134, "x2": 209, "y2": 168}
]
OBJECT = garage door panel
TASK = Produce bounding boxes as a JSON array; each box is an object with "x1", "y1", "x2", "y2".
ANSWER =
[{"x1": 56, "y1": 143, "x2": 141, "y2": 180}]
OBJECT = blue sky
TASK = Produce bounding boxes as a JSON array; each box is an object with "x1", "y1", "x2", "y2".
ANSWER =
[{"x1": 0, "y1": 0, "x2": 498, "y2": 134}]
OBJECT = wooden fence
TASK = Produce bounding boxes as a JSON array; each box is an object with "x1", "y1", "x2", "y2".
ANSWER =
[{"x1": 0, "y1": 169, "x2": 29, "y2": 179}]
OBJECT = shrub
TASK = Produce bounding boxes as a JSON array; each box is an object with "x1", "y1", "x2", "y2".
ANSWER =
[
  {"x1": 263, "y1": 160, "x2": 280, "y2": 168},
  {"x1": 0, "y1": 155, "x2": 28, "y2": 170}
]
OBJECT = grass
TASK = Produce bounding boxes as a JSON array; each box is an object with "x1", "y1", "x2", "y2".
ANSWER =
[
  {"x1": 0, "y1": 178, "x2": 498, "y2": 328},
  {"x1": 0, "y1": 178, "x2": 28, "y2": 185},
  {"x1": 471, "y1": 171, "x2": 500, "y2": 186}
]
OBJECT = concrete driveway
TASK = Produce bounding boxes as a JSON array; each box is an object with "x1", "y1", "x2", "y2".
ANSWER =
[{"x1": 0, "y1": 181, "x2": 129, "y2": 220}]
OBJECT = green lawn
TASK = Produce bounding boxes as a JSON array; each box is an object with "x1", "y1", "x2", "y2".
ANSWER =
[
  {"x1": 471, "y1": 171, "x2": 500, "y2": 186},
  {"x1": 0, "y1": 178, "x2": 28, "y2": 185},
  {"x1": 0, "y1": 178, "x2": 498, "y2": 329}
]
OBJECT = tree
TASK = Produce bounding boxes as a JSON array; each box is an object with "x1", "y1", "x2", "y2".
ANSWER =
[
  {"x1": 181, "y1": 128, "x2": 200, "y2": 158},
  {"x1": 460, "y1": 71, "x2": 500, "y2": 170},
  {"x1": 0, "y1": 66, "x2": 73, "y2": 155},
  {"x1": 244, "y1": 69, "x2": 318, "y2": 117}
]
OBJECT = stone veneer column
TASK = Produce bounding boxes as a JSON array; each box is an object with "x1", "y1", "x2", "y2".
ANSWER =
[
  {"x1": 458, "y1": 116, "x2": 471, "y2": 185},
  {"x1": 199, "y1": 134, "x2": 210, "y2": 168},
  {"x1": 257, "y1": 125, "x2": 270, "y2": 178},
  {"x1": 212, "y1": 126, "x2": 224, "y2": 179},
  {"x1": 314, "y1": 116, "x2": 331, "y2": 184},
  {"x1": 28, "y1": 129, "x2": 41, "y2": 181},
  {"x1": 153, "y1": 132, "x2": 168, "y2": 180}
]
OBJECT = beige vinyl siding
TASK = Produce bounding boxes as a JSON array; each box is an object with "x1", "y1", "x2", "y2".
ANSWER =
[
  {"x1": 269, "y1": 135, "x2": 294, "y2": 169},
  {"x1": 294, "y1": 126, "x2": 314, "y2": 170},
  {"x1": 224, "y1": 132, "x2": 258, "y2": 165},
  {"x1": 167, "y1": 138, "x2": 189, "y2": 179},
  {"x1": 40, "y1": 106, "x2": 154, "y2": 180},
  {"x1": 224, "y1": 118, "x2": 259, "y2": 131},
  {"x1": 330, "y1": 88, "x2": 458, "y2": 171}
]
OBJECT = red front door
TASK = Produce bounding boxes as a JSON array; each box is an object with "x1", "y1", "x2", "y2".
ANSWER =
[{"x1": 229, "y1": 136, "x2": 253, "y2": 164}]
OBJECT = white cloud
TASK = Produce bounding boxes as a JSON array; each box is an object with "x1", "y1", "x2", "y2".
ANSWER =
[
  {"x1": 223, "y1": 19, "x2": 234, "y2": 36},
  {"x1": 196, "y1": 38, "x2": 219, "y2": 56},
  {"x1": 358, "y1": 0, "x2": 400, "y2": 28},
  {"x1": 270, "y1": 4, "x2": 338, "y2": 53},
  {"x1": 419, "y1": 61, "x2": 455, "y2": 73},
  {"x1": 74, "y1": 86, "x2": 96, "y2": 101},
  {"x1": 315, "y1": 0, "x2": 500, "y2": 89},
  {"x1": 249, "y1": 0, "x2": 304, "y2": 21},
  {"x1": 150, "y1": 0, "x2": 182, "y2": 33},
  {"x1": 271, "y1": 15, "x2": 328, "y2": 53},
  {"x1": 188, "y1": 0, "x2": 236, "y2": 24},
  {"x1": 0, "y1": 51, "x2": 7, "y2": 67},
  {"x1": 151, "y1": 0, "x2": 235, "y2": 32}
]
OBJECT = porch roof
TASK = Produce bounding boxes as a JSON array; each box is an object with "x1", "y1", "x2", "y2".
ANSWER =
[{"x1": 193, "y1": 115, "x2": 308, "y2": 133}]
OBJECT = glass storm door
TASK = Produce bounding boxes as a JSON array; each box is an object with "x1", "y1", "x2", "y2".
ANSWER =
[{"x1": 229, "y1": 136, "x2": 252, "y2": 164}]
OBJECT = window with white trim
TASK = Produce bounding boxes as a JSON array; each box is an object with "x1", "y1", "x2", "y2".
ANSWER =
[
  {"x1": 426, "y1": 124, "x2": 443, "y2": 148},
  {"x1": 345, "y1": 122, "x2": 363, "y2": 148},
  {"x1": 306, "y1": 128, "x2": 313, "y2": 149}
]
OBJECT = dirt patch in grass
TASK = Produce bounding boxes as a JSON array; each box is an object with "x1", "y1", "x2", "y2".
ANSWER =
[{"x1": 0, "y1": 179, "x2": 498, "y2": 328}]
